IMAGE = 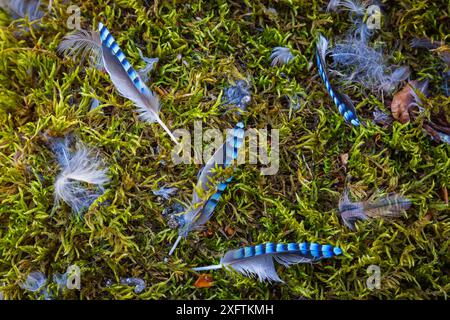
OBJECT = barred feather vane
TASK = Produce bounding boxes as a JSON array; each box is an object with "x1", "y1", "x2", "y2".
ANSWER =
[
  {"x1": 98, "y1": 23, "x2": 179, "y2": 145},
  {"x1": 168, "y1": 122, "x2": 245, "y2": 256},
  {"x1": 316, "y1": 33, "x2": 361, "y2": 126},
  {"x1": 52, "y1": 137, "x2": 109, "y2": 215},
  {"x1": 57, "y1": 23, "x2": 178, "y2": 144},
  {"x1": 339, "y1": 190, "x2": 412, "y2": 230},
  {"x1": 193, "y1": 242, "x2": 343, "y2": 283}
]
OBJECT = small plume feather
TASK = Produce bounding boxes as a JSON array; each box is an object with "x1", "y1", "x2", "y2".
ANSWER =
[
  {"x1": 223, "y1": 80, "x2": 251, "y2": 111},
  {"x1": 326, "y1": 0, "x2": 341, "y2": 12},
  {"x1": 330, "y1": 29, "x2": 410, "y2": 93},
  {"x1": 57, "y1": 29, "x2": 103, "y2": 68},
  {"x1": 152, "y1": 186, "x2": 178, "y2": 200},
  {"x1": 52, "y1": 138, "x2": 109, "y2": 215},
  {"x1": 339, "y1": 0, "x2": 366, "y2": 15},
  {"x1": 137, "y1": 48, "x2": 159, "y2": 83},
  {"x1": 270, "y1": 47, "x2": 294, "y2": 66},
  {"x1": 120, "y1": 278, "x2": 146, "y2": 294},
  {"x1": 20, "y1": 271, "x2": 47, "y2": 292}
]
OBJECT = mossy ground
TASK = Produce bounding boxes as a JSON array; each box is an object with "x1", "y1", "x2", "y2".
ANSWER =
[{"x1": 0, "y1": 0, "x2": 449, "y2": 300}]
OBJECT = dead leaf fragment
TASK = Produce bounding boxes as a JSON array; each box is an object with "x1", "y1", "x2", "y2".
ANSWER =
[
  {"x1": 194, "y1": 274, "x2": 214, "y2": 288},
  {"x1": 225, "y1": 226, "x2": 235, "y2": 236},
  {"x1": 390, "y1": 81, "x2": 418, "y2": 124},
  {"x1": 202, "y1": 228, "x2": 214, "y2": 237}
]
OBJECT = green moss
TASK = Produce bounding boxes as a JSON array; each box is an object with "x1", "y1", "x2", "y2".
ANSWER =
[{"x1": 0, "y1": 0, "x2": 449, "y2": 300}]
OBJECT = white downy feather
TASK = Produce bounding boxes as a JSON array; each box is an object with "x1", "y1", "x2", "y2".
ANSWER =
[{"x1": 53, "y1": 139, "x2": 109, "y2": 214}]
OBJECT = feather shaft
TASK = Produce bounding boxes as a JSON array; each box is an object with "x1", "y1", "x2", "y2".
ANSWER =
[
  {"x1": 192, "y1": 265, "x2": 223, "y2": 271},
  {"x1": 168, "y1": 235, "x2": 182, "y2": 256}
]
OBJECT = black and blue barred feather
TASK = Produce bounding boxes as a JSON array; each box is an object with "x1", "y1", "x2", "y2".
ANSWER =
[
  {"x1": 168, "y1": 122, "x2": 245, "y2": 256},
  {"x1": 316, "y1": 34, "x2": 361, "y2": 126},
  {"x1": 99, "y1": 23, "x2": 149, "y2": 97},
  {"x1": 97, "y1": 23, "x2": 178, "y2": 144},
  {"x1": 193, "y1": 242, "x2": 342, "y2": 283}
]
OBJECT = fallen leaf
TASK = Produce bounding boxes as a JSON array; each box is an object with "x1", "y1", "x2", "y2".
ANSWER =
[
  {"x1": 225, "y1": 226, "x2": 235, "y2": 236},
  {"x1": 194, "y1": 274, "x2": 214, "y2": 288},
  {"x1": 202, "y1": 228, "x2": 214, "y2": 237},
  {"x1": 390, "y1": 81, "x2": 418, "y2": 124},
  {"x1": 424, "y1": 211, "x2": 433, "y2": 221}
]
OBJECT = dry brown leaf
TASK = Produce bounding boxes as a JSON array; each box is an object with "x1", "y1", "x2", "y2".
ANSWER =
[
  {"x1": 225, "y1": 226, "x2": 235, "y2": 236},
  {"x1": 202, "y1": 228, "x2": 214, "y2": 237},
  {"x1": 424, "y1": 211, "x2": 434, "y2": 221},
  {"x1": 390, "y1": 81, "x2": 419, "y2": 124},
  {"x1": 194, "y1": 274, "x2": 214, "y2": 288}
]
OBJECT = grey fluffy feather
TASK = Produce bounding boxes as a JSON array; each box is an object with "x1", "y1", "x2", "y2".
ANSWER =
[
  {"x1": 339, "y1": 190, "x2": 411, "y2": 230},
  {"x1": 52, "y1": 137, "x2": 109, "y2": 215},
  {"x1": 330, "y1": 34, "x2": 410, "y2": 93},
  {"x1": 57, "y1": 29, "x2": 103, "y2": 69},
  {"x1": 270, "y1": 47, "x2": 294, "y2": 67}
]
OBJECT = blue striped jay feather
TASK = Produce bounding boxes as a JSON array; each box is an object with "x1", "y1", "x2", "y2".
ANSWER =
[
  {"x1": 58, "y1": 24, "x2": 178, "y2": 144},
  {"x1": 98, "y1": 23, "x2": 179, "y2": 145},
  {"x1": 316, "y1": 34, "x2": 361, "y2": 126},
  {"x1": 168, "y1": 122, "x2": 245, "y2": 256},
  {"x1": 193, "y1": 242, "x2": 343, "y2": 283}
]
